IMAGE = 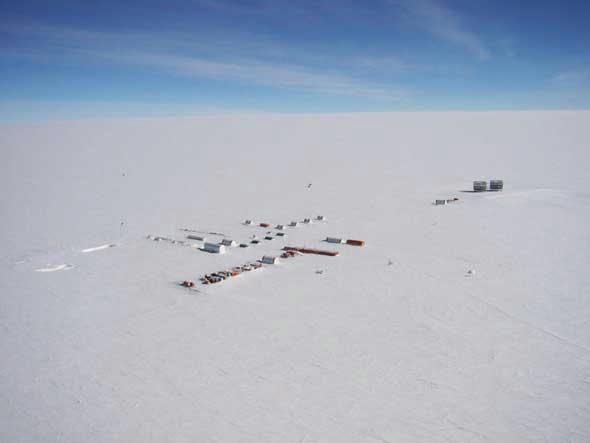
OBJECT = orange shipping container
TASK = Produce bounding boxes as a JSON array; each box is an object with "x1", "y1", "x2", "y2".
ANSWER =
[{"x1": 346, "y1": 239, "x2": 365, "y2": 246}]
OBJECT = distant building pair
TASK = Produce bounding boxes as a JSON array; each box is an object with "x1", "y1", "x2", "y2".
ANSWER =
[{"x1": 473, "y1": 180, "x2": 503, "y2": 192}]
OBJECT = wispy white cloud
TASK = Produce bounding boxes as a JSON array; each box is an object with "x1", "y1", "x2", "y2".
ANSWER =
[
  {"x1": 552, "y1": 68, "x2": 590, "y2": 86},
  {"x1": 102, "y1": 52, "x2": 409, "y2": 101},
  {"x1": 353, "y1": 56, "x2": 407, "y2": 73},
  {"x1": 1, "y1": 24, "x2": 411, "y2": 102},
  {"x1": 192, "y1": 0, "x2": 323, "y2": 20},
  {"x1": 389, "y1": 0, "x2": 490, "y2": 60},
  {"x1": 547, "y1": 68, "x2": 590, "y2": 107}
]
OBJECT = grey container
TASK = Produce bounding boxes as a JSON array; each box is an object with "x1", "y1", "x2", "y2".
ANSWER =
[
  {"x1": 490, "y1": 180, "x2": 504, "y2": 191},
  {"x1": 473, "y1": 181, "x2": 488, "y2": 192},
  {"x1": 202, "y1": 243, "x2": 226, "y2": 254},
  {"x1": 261, "y1": 256, "x2": 279, "y2": 265}
]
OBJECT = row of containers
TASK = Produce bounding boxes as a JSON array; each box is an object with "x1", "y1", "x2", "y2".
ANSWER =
[
  {"x1": 181, "y1": 216, "x2": 329, "y2": 255},
  {"x1": 193, "y1": 249, "x2": 304, "y2": 285},
  {"x1": 195, "y1": 215, "x2": 329, "y2": 254},
  {"x1": 244, "y1": 215, "x2": 325, "y2": 229},
  {"x1": 183, "y1": 242, "x2": 365, "y2": 287},
  {"x1": 191, "y1": 232, "x2": 288, "y2": 254},
  {"x1": 473, "y1": 180, "x2": 504, "y2": 192}
]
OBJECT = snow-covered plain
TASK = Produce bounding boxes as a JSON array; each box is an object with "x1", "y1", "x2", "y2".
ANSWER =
[{"x1": 1, "y1": 111, "x2": 590, "y2": 442}]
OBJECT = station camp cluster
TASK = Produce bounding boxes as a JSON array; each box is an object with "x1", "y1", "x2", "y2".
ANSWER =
[
  {"x1": 179, "y1": 215, "x2": 366, "y2": 287},
  {"x1": 137, "y1": 214, "x2": 362, "y2": 289},
  {"x1": 433, "y1": 179, "x2": 504, "y2": 205},
  {"x1": 146, "y1": 180, "x2": 504, "y2": 290}
]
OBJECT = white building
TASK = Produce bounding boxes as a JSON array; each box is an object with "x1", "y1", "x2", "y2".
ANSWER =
[
  {"x1": 221, "y1": 239, "x2": 238, "y2": 247},
  {"x1": 261, "y1": 255, "x2": 280, "y2": 264},
  {"x1": 202, "y1": 243, "x2": 226, "y2": 254}
]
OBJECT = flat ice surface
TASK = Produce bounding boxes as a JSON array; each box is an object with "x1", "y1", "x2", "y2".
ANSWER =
[{"x1": 1, "y1": 111, "x2": 590, "y2": 442}]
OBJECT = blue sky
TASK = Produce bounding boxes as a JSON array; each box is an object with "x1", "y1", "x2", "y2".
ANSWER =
[{"x1": 1, "y1": 0, "x2": 590, "y2": 120}]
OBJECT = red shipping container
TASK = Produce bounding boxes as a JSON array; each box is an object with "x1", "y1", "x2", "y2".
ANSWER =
[{"x1": 346, "y1": 239, "x2": 365, "y2": 246}]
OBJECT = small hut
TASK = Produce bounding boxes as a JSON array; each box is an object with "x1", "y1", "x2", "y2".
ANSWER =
[
  {"x1": 243, "y1": 219, "x2": 253, "y2": 225},
  {"x1": 473, "y1": 181, "x2": 488, "y2": 192},
  {"x1": 326, "y1": 237, "x2": 343, "y2": 244},
  {"x1": 302, "y1": 218, "x2": 312, "y2": 224},
  {"x1": 289, "y1": 221, "x2": 299, "y2": 227},
  {"x1": 202, "y1": 243, "x2": 226, "y2": 254},
  {"x1": 261, "y1": 255, "x2": 280, "y2": 265},
  {"x1": 434, "y1": 200, "x2": 446, "y2": 206},
  {"x1": 316, "y1": 215, "x2": 325, "y2": 221},
  {"x1": 275, "y1": 224, "x2": 285, "y2": 230},
  {"x1": 221, "y1": 239, "x2": 237, "y2": 247}
]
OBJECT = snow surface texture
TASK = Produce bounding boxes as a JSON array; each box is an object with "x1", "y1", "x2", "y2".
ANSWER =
[{"x1": 1, "y1": 111, "x2": 590, "y2": 442}]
